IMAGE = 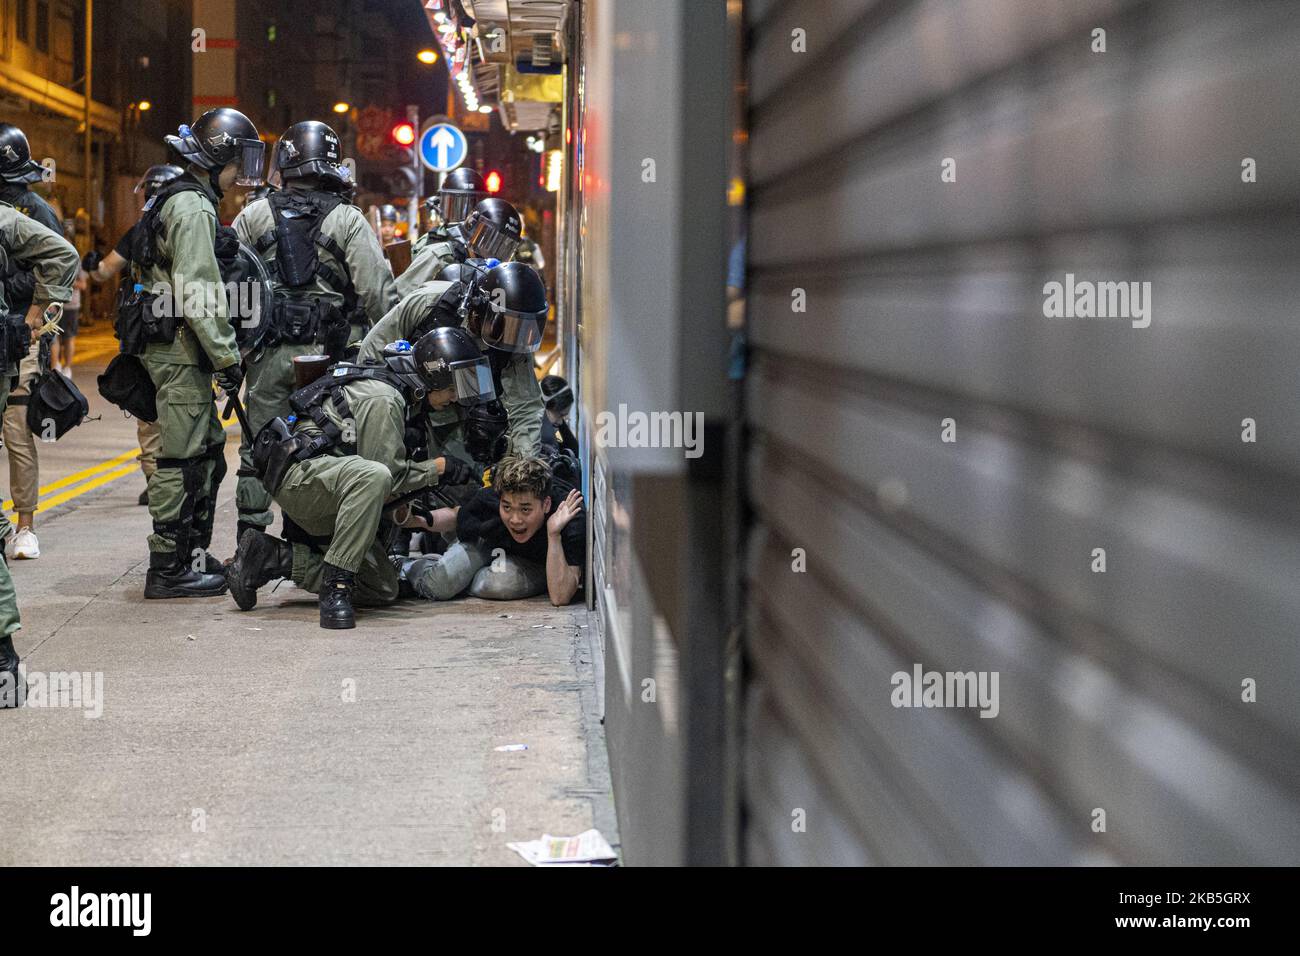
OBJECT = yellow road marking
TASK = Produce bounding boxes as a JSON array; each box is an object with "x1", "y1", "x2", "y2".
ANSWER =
[
  {"x1": 71, "y1": 343, "x2": 120, "y2": 365},
  {"x1": 20, "y1": 462, "x2": 139, "y2": 515},
  {"x1": 1, "y1": 447, "x2": 141, "y2": 511}
]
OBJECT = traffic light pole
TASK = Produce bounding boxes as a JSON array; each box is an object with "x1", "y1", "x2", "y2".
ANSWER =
[{"x1": 407, "y1": 104, "x2": 421, "y2": 239}]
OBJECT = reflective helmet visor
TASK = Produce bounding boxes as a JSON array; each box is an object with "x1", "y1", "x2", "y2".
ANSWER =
[
  {"x1": 236, "y1": 139, "x2": 268, "y2": 186},
  {"x1": 466, "y1": 217, "x2": 521, "y2": 262},
  {"x1": 439, "y1": 190, "x2": 484, "y2": 225},
  {"x1": 478, "y1": 303, "x2": 547, "y2": 354},
  {"x1": 450, "y1": 357, "x2": 497, "y2": 406}
]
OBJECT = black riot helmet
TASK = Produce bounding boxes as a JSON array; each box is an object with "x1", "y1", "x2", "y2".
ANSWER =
[
  {"x1": 270, "y1": 121, "x2": 345, "y2": 188},
  {"x1": 437, "y1": 167, "x2": 487, "y2": 225},
  {"x1": 165, "y1": 108, "x2": 265, "y2": 186},
  {"x1": 463, "y1": 198, "x2": 522, "y2": 262},
  {"x1": 133, "y1": 164, "x2": 185, "y2": 199},
  {"x1": 379, "y1": 204, "x2": 400, "y2": 223},
  {"x1": 469, "y1": 261, "x2": 549, "y2": 354},
  {"x1": 465, "y1": 401, "x2": 510, "y2": 465},
  {"x1": 0, "y1": 123, "x2": 45, "y2": 185},
  {"x1": 412, "y1": 326, "x2": 497, "y2": 406}
]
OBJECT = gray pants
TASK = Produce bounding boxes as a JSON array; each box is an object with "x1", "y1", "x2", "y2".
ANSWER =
[{"x1": 405, "y1": 540, "x2": 547, "y2": 601}]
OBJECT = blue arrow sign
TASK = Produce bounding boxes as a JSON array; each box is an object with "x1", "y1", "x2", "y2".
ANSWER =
[{"x1": 419, "y1": 122, "x2": 468, "y2": 172}]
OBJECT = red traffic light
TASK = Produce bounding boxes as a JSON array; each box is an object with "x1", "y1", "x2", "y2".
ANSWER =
[
  {"x1": 392, "y1": 122, "x2": 416, "y2": 146},
  {"x1": 485, "y1": 170, "x2": 502, "y2": 194}
]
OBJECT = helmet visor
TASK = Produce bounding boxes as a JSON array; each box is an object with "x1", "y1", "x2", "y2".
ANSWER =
[
  {"x1": 467, "y1": 219, "x2": 521, "y2": 262},
  {"x1": 439, "y1": 191, "x2": 483, "y2": 225},
  {"x1": 8, "y1": 159, "x2": 45, "y2": 185},
  {"x1": 479, "y1": 304, "x2": 547, "y2": 354},
  {"x1": 236, "y1": 140, "x2": 268, "y2": 186},
  {"x1": 451, "y1": 358, "x2": 497, "y2": 406}
]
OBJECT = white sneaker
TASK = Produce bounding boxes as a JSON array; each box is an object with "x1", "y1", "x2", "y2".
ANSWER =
[{"x1": 12, "y1": 528, "x2": 39, "y2": 559}]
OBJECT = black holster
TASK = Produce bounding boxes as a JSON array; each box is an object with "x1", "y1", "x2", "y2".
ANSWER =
[
  {"x1": 1, "y1": 313, "x2": 31, "y2": 373},
  {"x1": 251, "y1": 417, "x2": 311, "y2": 495}
]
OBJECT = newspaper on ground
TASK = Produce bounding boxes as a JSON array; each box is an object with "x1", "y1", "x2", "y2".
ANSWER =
[{"x1": 507, "y1": 828, "x2": 617, "y2": 866}]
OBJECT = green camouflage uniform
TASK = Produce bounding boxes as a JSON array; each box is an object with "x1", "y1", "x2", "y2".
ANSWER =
[
  {"x1": 394, "y1": 225, "x2": 460, "y2": 299},
  {"x1": 0, "y1": 203, "x2": 78, "y2": 635},
  {"x1": 274, "y1": 378, "x2": 450, "y2": 604},
  {"x1": 134, "y1": 171, "x2": 241, "y2": 558},
  {"x1": 231, "y1": 190, "x2": 397, "y2": 532},
  {"x1": 358, "y1": 280, "x2": 543, "y2": 458}
]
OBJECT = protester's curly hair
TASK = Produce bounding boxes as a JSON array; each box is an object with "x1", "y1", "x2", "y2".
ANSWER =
[{"x1": 492, "y1": 455, "x2": 552, "y2": 500}]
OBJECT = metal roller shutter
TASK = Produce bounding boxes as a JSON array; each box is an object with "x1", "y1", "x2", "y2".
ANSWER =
[{"x1": 742, "y1": 0, "x2": 1300, "y2": 864}]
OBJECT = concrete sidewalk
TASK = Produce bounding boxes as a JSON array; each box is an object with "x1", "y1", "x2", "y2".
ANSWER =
[{"x1": 0, "y1": 340, "x2": 616, "y2": 865}]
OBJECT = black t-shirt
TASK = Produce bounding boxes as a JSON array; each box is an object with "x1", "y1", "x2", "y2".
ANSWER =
[
  {"x1": 114, "y1": 222, "x2": 142, "y2": 262},
  {"x1": 457, "y1": 479, "x2": 585, "y2": 568}
]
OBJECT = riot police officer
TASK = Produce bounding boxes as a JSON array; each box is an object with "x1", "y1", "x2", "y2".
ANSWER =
[
  {"x1": 231, "y1": 120, "x2": 398, "y2": 543},
  {"x1": 0, "y1": 122, "x2": 64, "y2": 561},
  {"x1": 360, "y1": 260, "x2": 547, "y2": 458},
  {"x1": 86, "y1": 164, "x2": 185, "y2": 506},
  {"x1": 134, "y1": 107, "x2": 266, "y2": 599},
  {"x1": 395, "y1": 167, "x2": 487, "y2": 297},
  {"x1": 226, "y1": 327, "x2": 489, "y2": 628},
  {"x1": 0, "y1": 202, "x2": 80, "y2": 706}
]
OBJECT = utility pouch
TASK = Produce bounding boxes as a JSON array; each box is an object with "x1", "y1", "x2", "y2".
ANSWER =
[
  {"x1": 116, "y1": 285, "x2": 175, "y2": 352},
  {"x1": 140, "y1": 290, "x2": 177, "y2": 345},
  {"x1": 320, "y1": 302, "x2": 350, "y2": 360},
  {"x1": 1, "y1": 313, "x2": 31, "y2": 373},
  {"x1": 274, "y1": 298, "x2": 320, "y2": 345}
]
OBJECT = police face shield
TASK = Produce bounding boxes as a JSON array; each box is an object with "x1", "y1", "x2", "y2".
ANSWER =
[
  {"x1": 476, "y1": 303, "x2": 548, "y2": 354},
  {"x1": 466, "y1": 217, "x2": 521, "y2": 262},
  {"x1": 235, "y1": 139, "x2": 268, "y2": 186},
  {"x1": 439, "y1": 190, "x2": 483, "y2": 225},
  {"x1": 450, "y1": 358, "x2": 497, "y2": 406}
]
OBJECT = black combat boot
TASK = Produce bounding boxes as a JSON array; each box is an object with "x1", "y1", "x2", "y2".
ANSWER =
[
  {"x1": 319, "y1": 563, "x2": 356, "y2": 630},
  {"x1": 226, "y1": 529, "x2": 292, "y2": 611},
  {"x1": 0, "y1": 635, "x2": 21, "y2": 709},
  {"x1": 144, "y1": 550, "x2": 229, "y2": 599}
]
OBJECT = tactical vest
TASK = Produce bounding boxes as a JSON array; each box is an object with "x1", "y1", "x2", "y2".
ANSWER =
[
  {"x1": 253, "y1": 189, "x2": 357, "y2": 351},
  {"x1": 134, "y1": 178, "x2": 227, "y2": 272},
  {"x1": 288, "y1": 361, "x2": 424, "y2": 458},
  {"x1": 118, "y1": 178, "x2": 246, "y2": 354},
  {"x1": 251, "y1": 360, "x2": 424, "y2": 494}
]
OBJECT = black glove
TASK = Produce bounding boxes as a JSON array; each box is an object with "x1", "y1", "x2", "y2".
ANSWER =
[
  {"x1": 82, "y1": 250, "x2": 103, "y2": 272},
  {"x1": 439, "y1": 457, "x2": 475, "y2": 487},
  {"x1": 214, "y1": 364, "x2": 244, "y2": 394}
]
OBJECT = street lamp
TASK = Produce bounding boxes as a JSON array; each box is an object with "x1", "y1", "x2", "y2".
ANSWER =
[
  {"x1": 417, "y1": 49, "x2": 439, "y2": 65},
  {"x1": 137, "y1": 100, "x2": 152, "y2": 112},
  {"x1": 333, "y1": 102, "x2": 351, "y2": 114}
]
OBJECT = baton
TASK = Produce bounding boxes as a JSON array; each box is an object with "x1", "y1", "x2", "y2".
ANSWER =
[{"x1": 221, "y1": 391, "x2": 253, "y2": 436}]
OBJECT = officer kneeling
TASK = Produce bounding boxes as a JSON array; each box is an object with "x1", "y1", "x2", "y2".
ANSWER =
[{"x1": 226, "y1": 327, "x2": 487, "y2": 628}]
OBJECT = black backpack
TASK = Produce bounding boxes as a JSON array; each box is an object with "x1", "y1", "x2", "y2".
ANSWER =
[
  {"x1": 26, "y1": 368, "x2": 89, "y2": 440},
  {"x1": 96, "y1": 352, "x2": 157, "y2": 422}
]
